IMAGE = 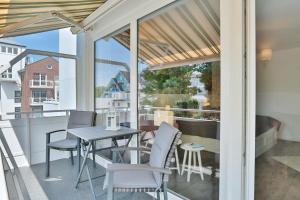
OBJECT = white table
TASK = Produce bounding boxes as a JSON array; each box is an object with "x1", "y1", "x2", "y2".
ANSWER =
[{"x1": 68, "y1": 126, "x2": 140, "y2": 200}]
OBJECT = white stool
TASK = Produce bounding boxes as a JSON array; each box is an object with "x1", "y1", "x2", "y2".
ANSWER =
[
  {"x1": 148, "y1": 138, "x2": 182, "y2": 175},
  {"x1": 180, "y1": 143, "x2": 204, "y2": 182}
]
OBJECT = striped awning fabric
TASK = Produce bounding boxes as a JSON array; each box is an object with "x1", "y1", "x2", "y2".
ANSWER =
[
  {"x1": 115, "y1": 0, "x2": 220, "y2": 68},
  {"x1": 0, "y1": 0, "x2": 106, "y2": 37}
]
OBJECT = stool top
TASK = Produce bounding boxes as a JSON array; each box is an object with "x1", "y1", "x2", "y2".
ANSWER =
[
  {"x1": 180, "y1": 143, "x2": 205, "y2": 151},
  {"x1": 148, "y1": 138, "x2": 182, "y2": 145}
]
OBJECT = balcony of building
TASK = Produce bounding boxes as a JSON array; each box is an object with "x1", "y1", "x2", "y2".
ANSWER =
[
  {"x1": 30, "y1": 97, "x2": 57, "y2": 106},
  {"x1": 29, "y1": 80, "x2": 54, "y2": 89}
]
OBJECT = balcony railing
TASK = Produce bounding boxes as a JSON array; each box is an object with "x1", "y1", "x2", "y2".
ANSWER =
[
  {"x1": 29, "y1": 80, "x2": 54, "y2": 88},
  {"x1": 30, "y1": 97, "x2": 55, "y2": 105}
]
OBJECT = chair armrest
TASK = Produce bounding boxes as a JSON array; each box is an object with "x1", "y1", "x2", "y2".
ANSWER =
[
  {"x1": 46, "y1": 129, "x2": 66, "y2": 136},
  {"x1": 107, "y1": 164, "x2": 171, "y2": 175},
  {"x1": 111, "y1": 147, "x2": 151, "y2": 152},
  {"x1": 46, "y1": 129, "x2": 66, "y2": 144}
]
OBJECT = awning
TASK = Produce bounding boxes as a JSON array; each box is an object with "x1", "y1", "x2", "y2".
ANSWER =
[
  {"x1": 0, "y1": 0, "x2": 107, "y2": 37},
  {"x1": 114, "y1": 0, "x2": 220, "y2": 69}
]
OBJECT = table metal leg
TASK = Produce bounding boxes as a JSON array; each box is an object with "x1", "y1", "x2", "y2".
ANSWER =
[
  {"x1": 85, "y1": 159, "x2": 96, "y2": 200},
  {"x1": 75, "y1": 142, "x2": 92, "y2": 188},
  {"x1": 112, "y1": 138, "x2": 124, "y2": 163},
  {"x1": 136, "y1": 133, "x2": 140, "y2": 164}
]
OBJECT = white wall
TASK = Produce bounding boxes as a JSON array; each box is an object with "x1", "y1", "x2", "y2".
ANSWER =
[
  {"x1": 58, "y1": 28, "x2": 76, "y2": 110},
  {"x1": 1, "y1": 116, "x2": 68, "y2": 167},
  {"x1": 0, "y1": 82, "x2": 21, "y2": 119},
  {"x1": 257, "y1": 47, "x2": 300, "y2": 141}
]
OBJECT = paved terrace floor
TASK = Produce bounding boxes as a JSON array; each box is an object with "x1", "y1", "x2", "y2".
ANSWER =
[
  {"x1": 19, "y1": 159, "x2": 152, "y2": 200},
  {"x1": 16, "y1": 149, "x2": 220, "y2": 200}
]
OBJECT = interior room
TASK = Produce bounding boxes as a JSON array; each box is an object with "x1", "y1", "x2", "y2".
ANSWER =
[{"x1": 255, "y1": 0, "x2": 300, "y2": 199}]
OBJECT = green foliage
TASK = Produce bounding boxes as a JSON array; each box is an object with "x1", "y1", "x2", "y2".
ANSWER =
[
  {"x1": 140, "y1": 65, "x2": 197, "y2": 95},
  {"x1": 175, "y1": 99, "x2": 199, "y2": 117},
  {"x1": 194, "y1": 63, "x2": 213, "y2": 91},
  {"x1": 95, "y1": 86, "x2": 106, "y2": 97}
]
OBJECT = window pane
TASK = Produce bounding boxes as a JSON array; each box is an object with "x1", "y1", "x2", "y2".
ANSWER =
[
  {"x1": 255, "y1": 1, "x2": 300, "y2": 199},
  {"x1": 1, "y1": 46, "x2": 6, "y2": 53},
  {"x1": 94, "y1": 27, "x2": 131, "y2": 159},
  {"x1": 138, "y1": 0, "x2": 220, "y2": 199},
  {"x1": 13, "y1": 48, "x2": 18, "y2": 54},
  {"x1": 7, "y1": 47, "x2": 12, "y2": 53},
  {"x1": 0, "y1": 29, "x2": 77, "y2": 120}
]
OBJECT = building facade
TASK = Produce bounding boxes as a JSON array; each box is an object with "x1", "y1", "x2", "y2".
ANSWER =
[
  {"x1": 0, "y1": 38, "x2": 26, "y2": 119},
  {"x1": 19, "y1": 57, "x2": 59, "y2": 113}
]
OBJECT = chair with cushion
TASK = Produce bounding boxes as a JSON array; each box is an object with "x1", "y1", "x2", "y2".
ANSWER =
[
  {"x1": 104, "y1": 122, "x2": 182, "y2": 200},
  {"x1": 46, "y1": 110, "x2": 96, "y2": 177}
]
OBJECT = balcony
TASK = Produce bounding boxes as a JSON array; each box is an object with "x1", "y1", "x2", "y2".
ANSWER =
[
  {"x1": 29, "y1": 80, "x2": 54, "y2": 88},
  {"x1": 0, "y1": 108, "x2": 220, "y2": 200},
  {"x1": 30, "y1": 97, "x2": 56, "y2": 105}
]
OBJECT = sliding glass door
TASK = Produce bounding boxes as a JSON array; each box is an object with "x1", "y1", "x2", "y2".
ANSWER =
[
  {"x1": 137, "y1": 0, "x2": 220, "y2": 199},
  {"x1": 252, "y1": 1, "x2": 300, "y2": 199}
]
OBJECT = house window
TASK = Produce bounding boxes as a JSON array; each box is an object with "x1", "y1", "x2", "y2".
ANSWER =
[
  {"x1": 32, "y1": 90, "x2": 47, "y2": 103},
  {"x1": 1, "y1": 46, "x2": 6, "y2": 53},
  {"x1": 13, "y1": 48, "x2": 18, "y2": 55},
  {"x1": 15, "y1": 107, "x2": 21, "y2": 119},
  {"x1": 31, "y1": 106, "x2": 43, "y2": 118},
  {"x1": 47, "y1": 64, "x2": 53, "y2": 69},
  {"x1": 1, "y1": 68, "x2": 12, "y2": 79},
  {"x1": 7, "y1": 47, "x2": 12, "y2": 54},
  {"x1": 14, "y1": 90, "x2": 21, "y2": 103},
  {"x1": 33, "y1": 73, "x2": 47, "y2": 86}
]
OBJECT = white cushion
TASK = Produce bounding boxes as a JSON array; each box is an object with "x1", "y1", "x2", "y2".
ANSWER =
[
  {"x1": 149, "y1": 122, "x2": 178, "y2": 186},
  {"x1": 104, "y1": 170, "x2": 158, "y2": 189}
]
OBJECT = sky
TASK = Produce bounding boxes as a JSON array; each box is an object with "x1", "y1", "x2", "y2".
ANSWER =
[
  {"x1": 12, "y1": 29, "x2": 147, "y2": 88},
  {"x1": 95, "y1": 37, "x2": 148, "y2": 87},
  {"x1": 14, "y1": 30, "x2": 59, "y2": 52}
]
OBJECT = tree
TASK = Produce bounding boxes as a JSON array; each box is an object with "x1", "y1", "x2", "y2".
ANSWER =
[
  {"x1": 95, "y1": 86, "x2": 106, "y2": 97},
  {"x1": 141, "y1": 65, "x2": 196, "y2": 95},
  {"x1": 140, "y1": 65, "x2": 197, "y2": 107}
]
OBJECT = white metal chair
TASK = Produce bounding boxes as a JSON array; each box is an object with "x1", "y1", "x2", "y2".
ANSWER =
[
  {"x1": 104, "y1": 122, "x2": 182, "y2": 200},
  {"x1": 45, "y1": 110, "x2": 96, "y2": 177}
]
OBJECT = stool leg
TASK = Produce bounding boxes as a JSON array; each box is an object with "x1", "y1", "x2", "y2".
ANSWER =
[
  {"x1": 175, "y1": 148, "x2": 180, "y2": 175},
  {"x1": 181, "y1": 150, "x2": 187, "y2": 175},
  {"x1": 197, "y1": 151, "x2": 204, "y2": 180},
  {"x1": 187, "y1": 151, "x2": 192, "y2": 182},
  {"x1": 193, "y1": 151, "x2": 196, "y2": 171}
]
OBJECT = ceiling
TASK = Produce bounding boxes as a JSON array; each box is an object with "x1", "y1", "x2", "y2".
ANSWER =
[
  {"x1": 256, "y1": 0, "x2": 300, "y2": 51},
  {"x1": 0, "y1": 0, "x2": 107, "y2": 37}
]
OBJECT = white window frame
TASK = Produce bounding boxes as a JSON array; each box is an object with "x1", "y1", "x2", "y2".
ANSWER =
[
  {"x1": 245, "y1": 0, "x2": 256, "y2": 200},
  {"x1": 77, "y1": 0, "x2": 247, "y2": 199}
]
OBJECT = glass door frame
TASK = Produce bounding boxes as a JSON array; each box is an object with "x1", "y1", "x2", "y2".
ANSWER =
[
  {"x1": 245, "y1": 0, "x2": 257, "y2": 199},
  {"x1": 87, "y1": 0, "x2": 248, "y2": 199}
]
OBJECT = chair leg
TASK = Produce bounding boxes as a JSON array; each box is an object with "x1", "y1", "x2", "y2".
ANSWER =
[
  {"x1": 92, "y1": 141, "x2": 96, "y2": 168},
  {"x1": 157, "y1": 191, "x2": 161, "y2": 200},
  {"x1": 77, "y1": 138, "x2": 81, "y2": 173},
  {"x1": 187, "y1": 151, "x2": 192, "y2": 182},
  {"x1": 163, "y1": 183, "x2": 168, "y2": 200},
  {"x1": 181, "y1": 150, "x2": 187, "y2": 175},
  {"x1": 175, "y1": 148, "x2": 180, "y2": 175},
  {"x1": 46, "y1": 146, "x2": 50, "y2": 177},
  {"x1": 107, "y1": 186, "x2": 114, "y2": 200},
  {"x1": 70, "y1": 151, "x2": 74, "y2": 165}
]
